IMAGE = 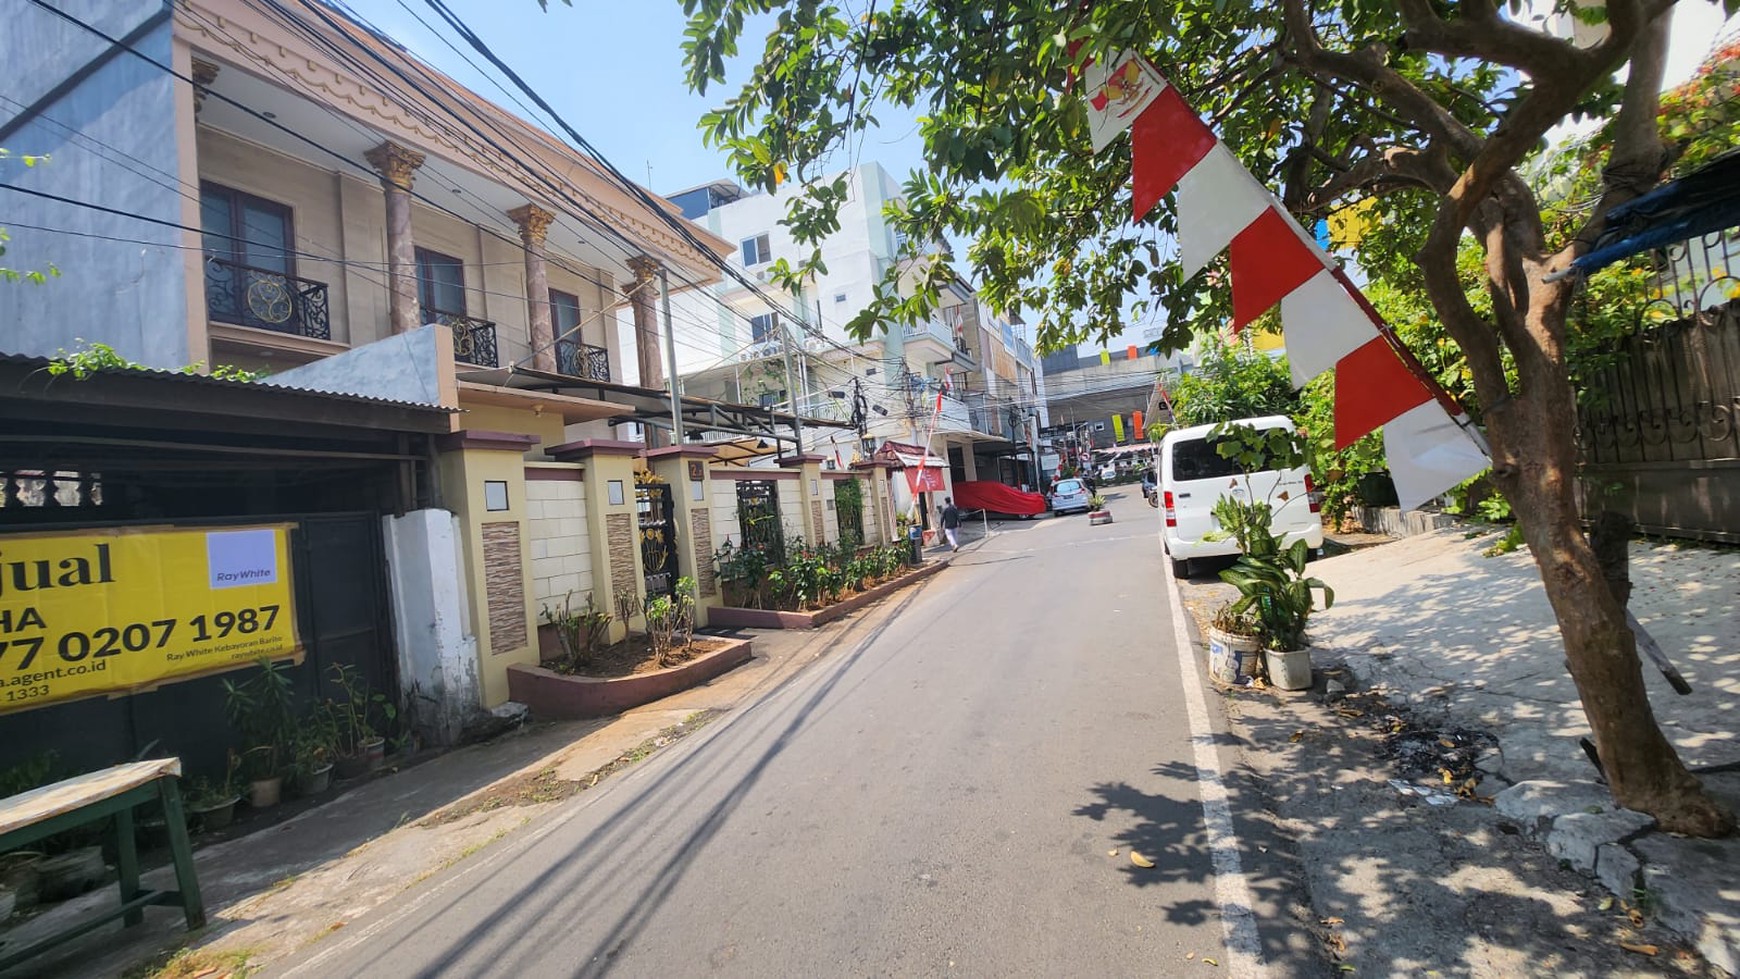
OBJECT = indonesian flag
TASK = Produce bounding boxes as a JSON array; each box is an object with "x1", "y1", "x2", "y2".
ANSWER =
[
  {"x1": 935, "y1": 369, "x2": 952, "y2": 414},
  {"x1": 1083, "y1": 52, "x2": 1490, "y2": 509}
]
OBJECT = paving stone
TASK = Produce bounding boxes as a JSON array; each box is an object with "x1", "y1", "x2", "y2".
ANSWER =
[
  {"x1": 1493, "y1": 779, "x2": 1613, "y2": 829},
  {"x1": 1544, "y1": 809, "x2": 1654, "y2": 874},
  {"x1": 1474, "y1": 748, "x2": 1505, "y2": 774},
  {"x1": 1635, "y1": 831, "x2": 1740, "y2": 977},
  {"x1": 1593, "y1": 842, "x2": 1640, "y2": 897}
]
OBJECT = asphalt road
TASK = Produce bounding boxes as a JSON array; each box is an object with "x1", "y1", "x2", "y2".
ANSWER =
[{"x1": 279, "y1": 492, "x2": 1305, "y2": 978}]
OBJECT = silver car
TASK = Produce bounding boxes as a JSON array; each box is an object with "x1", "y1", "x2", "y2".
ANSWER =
[{"x1": 1049, "y1": 477, "x2": 1091, "y2": 515}]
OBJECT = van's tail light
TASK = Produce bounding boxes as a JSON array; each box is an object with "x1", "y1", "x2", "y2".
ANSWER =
[
  {"x1": 1163, "y1": 490, "x2": 1177, "y2": 528},
  {"x1": 1305, "y1": 475, "x2": 1322, "y2": 514}
]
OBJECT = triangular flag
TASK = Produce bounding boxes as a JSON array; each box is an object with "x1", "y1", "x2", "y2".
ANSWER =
[
  {"x1": 1280, "y1": 270, "x2": 1381, "y2": 388},
  {"x1": 1176, "y1": 143, "x2": 1273, "y2": 280},
  {"x1": 1383, "y1": 403, "x2": 1490, "y2": 509},
  {"x1": 1334, "y1": 336, "x2": 1433, "y2": 449},
  {"x1": 1131, "y1": 86, "x2": 1215, "y2": 220},
  {"x1": 1228, "y1": 207, "x2": 1325, "y2": 331},
  {"x1": 1084, "y1": 53, "x2": 1169, "y2": 153}
]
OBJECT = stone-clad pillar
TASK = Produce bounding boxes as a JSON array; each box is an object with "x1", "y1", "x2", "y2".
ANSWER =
[
  {"x1": 625, "y1": 255, "x2": 665, "y2": 447},
  {"x1": 645, "y1": 446, "x2": 722, "y2": 626},
  {"x1": 509, "y1": 203, "x2": 557, "y2": 372},
  {"x1": 365, "y1": 141, "x2": 426, "y2": 335}
]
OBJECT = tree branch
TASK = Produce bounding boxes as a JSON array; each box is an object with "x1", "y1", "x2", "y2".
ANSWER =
[
  {"x1": 1298, "y1": 144, "x2": 1455, "y2": 215},
  {"x1": 1555, "y1": 5, "x2": 1675, "y2": 269},
  {"x1": 1394, "y1": 0, "x2": 1596, "y2": 79},
  {"x1": 1279, "y1": 0, "x2": 1484, "y2": 162}
]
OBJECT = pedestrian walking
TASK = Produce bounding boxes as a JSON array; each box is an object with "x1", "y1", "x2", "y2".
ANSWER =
[{"x1": 940, "y1": 497, "x2": 962, "y2": 551}]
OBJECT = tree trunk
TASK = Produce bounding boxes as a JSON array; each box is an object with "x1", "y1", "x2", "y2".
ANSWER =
[{"x1": 1478, "y1": 306, "x2": 1733, "y2": 838}]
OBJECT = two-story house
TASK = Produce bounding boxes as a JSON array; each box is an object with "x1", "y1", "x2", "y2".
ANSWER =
[{"x1": 1, "y1": 0, "x2": 739, "y2": 745}]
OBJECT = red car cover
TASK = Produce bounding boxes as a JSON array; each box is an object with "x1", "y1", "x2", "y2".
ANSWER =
[{"x1": 953, "y1": 480, "x2": 1047, "y2": 516}]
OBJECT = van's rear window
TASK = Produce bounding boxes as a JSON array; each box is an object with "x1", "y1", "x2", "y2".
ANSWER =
[{"x1": 1171, "y1": 437, "x2": 1246, "y2": 481}]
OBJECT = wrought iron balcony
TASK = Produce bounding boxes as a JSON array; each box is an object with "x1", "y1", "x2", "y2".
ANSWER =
[
  {"x1": 556, "y1": 338, "x2": 611, "y2": 381},
  {"x1": 205, "y1": 257, "x2": 331, "y2": 339},
  {"x1": 428, "y1": 308, "x2": 499, "y2": 367}
]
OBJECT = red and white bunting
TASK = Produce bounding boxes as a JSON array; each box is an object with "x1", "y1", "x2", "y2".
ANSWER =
[
  {"x1": 1279, "y1": 271, "x2": 1377, "y2": 387},
  {"x1": 1083, "y1": 52, "x2": 1169, "y2": 153},
  {"x1": 1088, "y1": 51, "x2": 1491, "y2": 507},
  {"x1": 1174, "y1": 144, "x2": 1273, "y2": 280},
  {"x1": 1383, "y1": 404, "x2": 1491, "y2": 510}
]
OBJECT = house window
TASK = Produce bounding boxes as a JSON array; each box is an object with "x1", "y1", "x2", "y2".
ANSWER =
[
  {"x1": 749, "y1": 312, "x2": 777, "y2": 345},
  {"x1": 741, "y1": 233, "x2": 772, "y2": 266},
  {"x1": 199, "y1": 182, "x2": 293, "y2": 274},
  {"x1": 415, "y1": 247, "x2": 466, "y2": 317},
  {"x1": 759, "y1": 389, "x2": 786, "y2": 409},
  {"x1": 550, "y1": 288, "x2": 583, "y2": 343}
]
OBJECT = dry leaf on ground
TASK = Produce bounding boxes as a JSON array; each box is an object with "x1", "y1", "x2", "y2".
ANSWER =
[
  {"x1": 1129, "y1": 851, "x2": 1155, "y2": 868},
  {"x1": 1618, "y1": 941, "x2": 1660, "y2": 956}
]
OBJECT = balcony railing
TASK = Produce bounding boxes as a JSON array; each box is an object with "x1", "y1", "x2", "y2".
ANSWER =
[
  {"x1": 428, "y1": 308, "x2": 499, "y2": 367},
  {"x1": 205, "y1": 257, "x2": 331, "y2": 340},
  {"x1": 556, "y1": 338, "x2": 611, "y2": 381}
]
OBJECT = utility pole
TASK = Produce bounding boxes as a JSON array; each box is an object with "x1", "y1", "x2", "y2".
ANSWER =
[
  {"x1": 659, "y1": 265, "x2": 684, "y2": 445},
  {"x1": 778, "y1": 313, "x2": 804, "y2": 453}
]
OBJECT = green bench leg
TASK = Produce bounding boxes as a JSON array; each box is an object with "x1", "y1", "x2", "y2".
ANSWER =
[
  {"x1": 156, "y1": 779, "x2": 206, "y2": 930},
  {"x1": 115, "y1": 807, "x2": 142, "y2": 927}
]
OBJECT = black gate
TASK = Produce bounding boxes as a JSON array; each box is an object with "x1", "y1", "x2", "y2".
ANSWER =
[
  {"x1": 0, "y1": 512, "x2": 394, "y2": 780},
  {"x1": 735, "y1": 478, "x2": 785, "y2": 562},
  {"x1": 637, "y1": 479, "x2": 677, "y2": 601}
]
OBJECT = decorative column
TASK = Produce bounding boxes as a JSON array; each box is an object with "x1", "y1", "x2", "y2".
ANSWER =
[
  {"x1": 365, "y1": 141, "x2": 426, "y2": 335},
  {"x1": 508, "y1": 203, "x2": 557, "y2": 372},
  {"x1": 624, "y1": 256, "x2": 665, "y2": 446},
  {"x1": 547, "y1": 439, "x2": 648, "y2": 643},
  {"x1": 783, "y1": 455, "x2": 828, "y2": 544},
  {"x1": 191, "y1": 59, "x2": 219, "y2": 114},
  {"x1": 645, "y1": 446, "x2": 723, "y2": 625}
]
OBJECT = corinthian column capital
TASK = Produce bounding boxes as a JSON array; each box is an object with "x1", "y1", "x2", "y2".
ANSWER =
[
  {"x1": 508, "y1": 203, "x2": 556, "y2": 245},
  {"x1": 364, "y1": 140, "x2": 426, "y2": 191}
]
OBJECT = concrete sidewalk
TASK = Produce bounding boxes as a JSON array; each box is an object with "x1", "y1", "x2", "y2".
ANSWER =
[
  {"x1": 1309, "y1": 527, "x2": 1740, "y2": 974},
  {"x1": 0, "y1": 574, "x2": 950, "y2": 978}
]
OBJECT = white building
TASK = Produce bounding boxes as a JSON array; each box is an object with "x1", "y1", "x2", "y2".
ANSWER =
[{"x1": 644, "y1": 164, "x2": 1050, "y2": 512}]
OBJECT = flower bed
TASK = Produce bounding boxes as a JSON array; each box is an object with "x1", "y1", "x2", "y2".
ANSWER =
[
  {"x1": 709, "y1": 559, "x2": 947, "y2": 630},
  {"x1": 506, "y1": 636, "x2": 754, "y2": 719}
]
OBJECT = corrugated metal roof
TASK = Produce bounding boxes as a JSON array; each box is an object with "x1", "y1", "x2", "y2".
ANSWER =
[{"x1": 0, "y1": 352, "x2": 454, "y2": 413}]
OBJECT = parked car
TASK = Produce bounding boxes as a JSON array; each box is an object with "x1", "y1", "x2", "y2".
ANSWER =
[
  {"x1": 1048, "y1": 477, "x2": 1092, "y2": 515},
  {"x1": 1158, "y1": 415, "x2": 1323, "y2": 577},
  {"x1": 1141, "y1": 470, "x2": 1157, "y2": 507}
]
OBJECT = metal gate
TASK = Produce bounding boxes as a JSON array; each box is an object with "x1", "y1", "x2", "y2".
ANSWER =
[
  {"x1": 735, "y1": 478, "x2": 785, "y2": 562},
  {"x1": 0, "y1": 512, "x2": 395, "y2": 779},
  {"x1": 637, "y1": 479, "x2": 677, "y2": 601}
]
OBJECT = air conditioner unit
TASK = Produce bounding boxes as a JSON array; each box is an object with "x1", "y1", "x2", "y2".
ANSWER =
[{"x1": 803, "y1": 336, "x2": 830, "y2": 354}]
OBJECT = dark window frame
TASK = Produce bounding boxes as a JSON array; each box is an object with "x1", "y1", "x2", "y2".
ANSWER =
[
  {"x1": 550, "y1": 287, "x2": 583, "y2": 342},
  {"x1": 199, "y1": 180, "x2": 296, "y2": 276},
  {"x1": 740, "y1": 233, "x2": 772, "y2": 266},
  {"x1": 414, "y1": 246, "x2": 467, "y2": 317}
]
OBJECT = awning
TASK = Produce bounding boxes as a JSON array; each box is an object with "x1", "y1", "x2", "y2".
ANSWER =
[
  {"x1": 706, "y1": 437, "x2": 781, "y2": 465},
  {"x1": 891, "y1": 451, "x2": 946, "y2": 470},
  {"x1": 1569, "y1": 150, "x2": 1740, "y2": 276}
]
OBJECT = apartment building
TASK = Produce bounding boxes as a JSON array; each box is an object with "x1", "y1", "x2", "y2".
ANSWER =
[{"x1": 659, "y1": 163, "x2": 1049, "y2": 505}]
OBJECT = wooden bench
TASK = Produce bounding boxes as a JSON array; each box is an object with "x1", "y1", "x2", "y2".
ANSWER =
[{"x1": 0, "y1": 758, "x2": 205, "y2": 970}]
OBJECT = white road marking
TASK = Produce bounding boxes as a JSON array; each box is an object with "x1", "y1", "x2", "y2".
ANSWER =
[{"x1": 1162, "y1": 550, "x2": 1268, "y2": 978}]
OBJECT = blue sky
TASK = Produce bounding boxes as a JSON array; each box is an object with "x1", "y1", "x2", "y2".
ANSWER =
[{"x1": 342, "y1": 0, "x2": 928, "y2": 198}]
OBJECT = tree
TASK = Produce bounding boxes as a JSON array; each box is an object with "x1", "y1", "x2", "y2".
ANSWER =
[
  {"x1": 675, "y1": 0, "x2": 1736, "y2": 836},
  {"x1": 1168, "y1": 337, "x2": 1298, "y2": 428}
]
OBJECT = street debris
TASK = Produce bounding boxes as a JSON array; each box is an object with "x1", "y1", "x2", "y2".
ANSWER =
[
  {"x1": 1619, "y1": 940, "x2": 1661, "y2": 956},
  {"x1": 1129, "y1": 851, "x2": 1155, "y2": 868}
]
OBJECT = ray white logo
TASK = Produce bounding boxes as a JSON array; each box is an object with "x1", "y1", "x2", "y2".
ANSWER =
[{"x1": 207, "y1": 529, "x2": 278, "y2": 589}]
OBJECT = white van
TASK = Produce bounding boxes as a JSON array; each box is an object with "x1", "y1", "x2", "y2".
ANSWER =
[{"x1": 1159, "y1": 415, "x2": 1323, "y2": 577}]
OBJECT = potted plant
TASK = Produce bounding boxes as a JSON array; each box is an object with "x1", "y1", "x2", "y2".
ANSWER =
[
  {"x1": 291, "y1": 707, "x2": 338, "y2": 796},
  {"x1": 328, "y1": 664, "x2": 395, "y2": 778},
  {"x1": 186, "y1": 756, "x2": 242, "y2": 832},
  {"x1": 222, "y1": 659, "x2": 297, "y2": 808},
  {"x1": 1219, "y1": 523, "x2": 1335, "y2": 691},
  {"x1": 1206, "y1": 601, "x2": 1265, "y2": 684},
  {"x1": 1087, "y1": 493, "x2": 1113, "y2": 525}
]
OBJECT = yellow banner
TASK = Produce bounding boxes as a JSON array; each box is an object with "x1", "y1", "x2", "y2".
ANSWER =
[{"x1": 0, "y1": 524, "x2": 300, "y2": 713}]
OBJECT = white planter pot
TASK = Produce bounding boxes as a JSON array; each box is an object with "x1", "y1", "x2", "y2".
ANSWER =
[
  {"x1": 1207, "y1": 628, "x2": 1262, "y2": 684},
  {"x1": 1266, "y1": 647, "x2": 1314, "y2": 690}
]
